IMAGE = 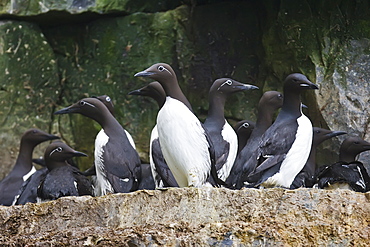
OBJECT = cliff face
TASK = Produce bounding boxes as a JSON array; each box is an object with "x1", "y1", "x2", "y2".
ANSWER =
[
  {"x1": 1, "y1": 0, "x2": 370, "y2": 176},
  {"x1": 1, "y1": 187, "x2": 369, "y2": 246}
]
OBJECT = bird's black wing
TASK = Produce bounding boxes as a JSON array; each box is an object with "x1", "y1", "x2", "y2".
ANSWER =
[
  {"x1": 102, "y1": 138, "x2": 141, "y2": 192},
  {"x1": 72, "y1": 169, "x2": 94, "y2": 196},
  {"x1": 151, "y1": 138, "x2": 178, "y2": 187},
  {"x1": 15, "y1": 168, "x2": 48, "y2": 205},
  {"x1": 37, "y1": 166, "x2": 80, "y2": 200},
  {"x1": 249, "y1": 119, "x2": 298, "y2": 176},
  {"x1": 137, "y1": 163, "x2": 156, "y2": 190}
]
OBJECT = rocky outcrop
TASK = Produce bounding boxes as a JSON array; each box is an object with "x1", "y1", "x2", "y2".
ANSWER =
[{"x1": 1, "y1": 187, "x2": 369, "y2": 246}]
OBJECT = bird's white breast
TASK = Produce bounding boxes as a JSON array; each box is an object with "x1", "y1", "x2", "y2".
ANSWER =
[
  {"x1": 157, "y1": 97, "x2": 211, "y2": 187},
  {"x1": 218, "y1": 120, "x2": 238, "y2": 181},
  {"x1": 124, "y1": 129, "x2": 136, "y2": 150},
  {"x1": 149, "y1": 125, "x2": 163, "y2": 188},
  {"x1": 23, "y1": 166, "x2": 36, "y2": 182},
  {"x1": 94, "y1": 129, "x2": 114, "y2": 196},
  {"x1": 264, "y1": 114, "x2": 313, "y2": 188}
]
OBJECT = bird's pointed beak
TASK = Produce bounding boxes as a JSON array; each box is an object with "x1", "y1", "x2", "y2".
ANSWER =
[
  {"x1": 235, "y1": 84, "x2": 259, "y2": 91},
  {"x1": 300, "y1": 80, "x2": 319, "y2": 90},
  {"x1": 47, "y1": 134, "x2": 60, "y2": 140},
  {"x1": 71, "y1": 150, "x2": 88, "y2": 157},
  {"x1": 54, "y1": 105, "x2": 76, "y2": 115},
  {"x1": 128, "y1": 89, "x2": 142, "y2": 95},
  {"x1": 134, "y1": 71, "x2": 155, "y2": 77},
  {"x1": 327, "y1": 131, "x2": 347, "y2": 138}
]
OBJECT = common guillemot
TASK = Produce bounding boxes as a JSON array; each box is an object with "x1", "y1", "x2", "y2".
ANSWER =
[
  {"x1": 0, "y1": 128, "x2": 59, "y2": 206},
  {"x1": 54, "y1": 97, "x2": 142, "y2": 196},
  {"x1": 243, "y1": 73, "x2": 318, "y2": 188},
  {"x1": 227, "y1": 91, "x2": 284, "y2": 189},
  {"x1": 37, "y1": 141, "x2": 93, "y2": 201},
  {"x1": 134, "y1": 63, "x2": 222, "y2": 187},
  {"x1": 203, "y1": 78, "x2": 258, "y2": 181},
  {"x1": 316, "y1": 136, "x2": 370, "y2": 192},
  {"x1": 129, "y1": 81, "x2": 178, "y2": 188}
]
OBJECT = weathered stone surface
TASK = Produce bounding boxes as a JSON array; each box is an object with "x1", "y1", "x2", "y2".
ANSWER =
[
  {"x1": 0, "y1": 187, "x2": 369, "y2": 246},
  {"x1": 0, "y1": 0, "x2": 184, "y2": 16}
]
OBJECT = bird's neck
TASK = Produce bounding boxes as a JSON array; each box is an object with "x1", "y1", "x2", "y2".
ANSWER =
[
  {"x1": 279, "y1": 90, "x2": 302, "y2": 119},
  {"x1": 255, "y1": 106, "x2": 275, "y2": 131},
  {"x1": 205, "y1": 94, "x2": 226, "y2": 127},
  {"x1": 45, "y1": 161, "x2": 67, "y2": 171},
  {"x1": 162, "y1": 81, "x2": 193, "y2": 112},
  {"x1": 339, "y1": 152, "x2": 356, "y2": 163},
  {"x1": 14, "y1": 141, "x2": 34, "y2": 170}
]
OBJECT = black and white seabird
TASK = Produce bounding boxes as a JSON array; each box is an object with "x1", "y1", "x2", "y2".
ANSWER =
[
  {"x1": 316, "y1": 136, "x2": 370, "y2": 192},
  {"x1": 290, "y1": 127, "x2": 346, "y2": 189},
  {"x1": 129, "y1": 81, "x2": 179, "y2": 188},
  {"x1": 227, "y1": 91, "x2": 284, "y2": 189},
  {"x1": 94, "y1": 94, "x2": 136, "y2": 150},
  {"x1": 203, "y1": 78, "x2": 258, "y2": 181},
  {"x1": 54, "y1": 97, "x2": 142, "y2": 196},
  {"x1": 37, "y1": 141, "x2": 93, "y2": 201},
  {"x1": 134, "y1": 63, "x2": 222, "y2": 187},
  {"x1": 0, "y1": 128, "x2": 59, "y2": 206},
  {"x1": 242, "y1": 73, "x2": 318, "y2": 188},
  {"x1": 234, "y1": 120, "x2": 255, "y2": 154}
]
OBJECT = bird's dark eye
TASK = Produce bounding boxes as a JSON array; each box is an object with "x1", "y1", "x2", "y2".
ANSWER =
[
  {"x1": 79, "y1": 101, "x2": 86, "y2": 106},
  {"x1": 278, "y1": 94, "x2": 283, "y2": 98},
  {"x1": 56, "y1": 147, "x2": 63, "y2": 152},
  {"x1": 242, "y1": 122, "x2": 249, "y2": 128},
  {"x1": 354, "y1": 141, "x2": 360, "y2": 145},
  {"x1": 32, "y1": 130, "x2": 37, "y2": 134},
  {"x1": 315, "y1": 130, "x2": 320, "y2": 134},
  {"x1": 105, "y1": 96, "x2": 111, "y2": 102},
  {"x1": 158, "y1": 65, "x2": 165, "y2": 72},
  {"x1": 293, "y1": 79, "x2": 298, "y2": 82}
]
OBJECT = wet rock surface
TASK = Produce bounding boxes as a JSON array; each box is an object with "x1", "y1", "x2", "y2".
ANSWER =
[{"x1": 0, "y1": 187, "x2": 369, "y2": 246}]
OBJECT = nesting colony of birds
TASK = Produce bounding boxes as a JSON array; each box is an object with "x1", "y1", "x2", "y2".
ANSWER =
[{"x1": 1, "y1": 62, "x2": 369, "y2": 207}]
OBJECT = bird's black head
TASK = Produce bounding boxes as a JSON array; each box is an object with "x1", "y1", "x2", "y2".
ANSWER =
[
  {"x1": 258, "y1": 91, "x2": 284, "y2": 112},
  {"x1": 339, "y1": 136, "x2": 370, "y2": 162},
  {"x1": 284, "y1": 73, "x2": 318, "y2": 91},
  {"x1": 128, "y1": 81, "x2": 166, "y2": 108},
  {"x1": 134, "y1": 63, "x2": 177, "y2": 86},
  {"x1": 54, "y1": 97, "x2": 111, "y2": 122},
  {"x1": 44, "y1": 141, "x2": 87, "y2": 170},
  {"x1": 210, "y1": 78, "x2": 259, "y2": 96},
  {"x1": 312, "y1": 127, "x2": 346, "y2": 146},
  {"x1": 21, "y1": 128, "x2": 60, "y2": 147}
]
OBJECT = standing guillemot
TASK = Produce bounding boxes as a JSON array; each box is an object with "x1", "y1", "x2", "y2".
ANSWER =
[
  {"x1": 134, "y1": 63, "x2": 222, "y2": 187},
  {"x1": 203, "y1": 78, "x2": 258, "y2": 181},
  {"x1": 37, "y1": 141, "x2": 93, "y2": 201},
  {"x1": 81, "y1": 94, "x2": 136, "y2": 181},
  {"x1": 129, "y1": 81, "x2": 179, "y2": 188},
  {"x1": 243, "y1": 73, "x2": 318, "y2": 188},
  {"x1": 54, "y1": 97, "x2": 142, "y2": 196},
  {"x1": 94, "y1": 94, "x2": 136, "y2": 150},
  {"x1": 316, "y1": 136, "x2": 370, "y2": 192},
  {"x1": 226, "y1": 91, "x2": 284, "y2": 189},
  {"x1": 0, "y1": 128, "x2": 59, "y2": 206},
  {"x1": 290, "y1": 127, "x2": 346, "y2": 189}
]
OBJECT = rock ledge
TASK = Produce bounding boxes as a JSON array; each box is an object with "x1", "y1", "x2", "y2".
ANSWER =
[{"x1": 1, "y1": 187, "x2": 369, "y2": 246}]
